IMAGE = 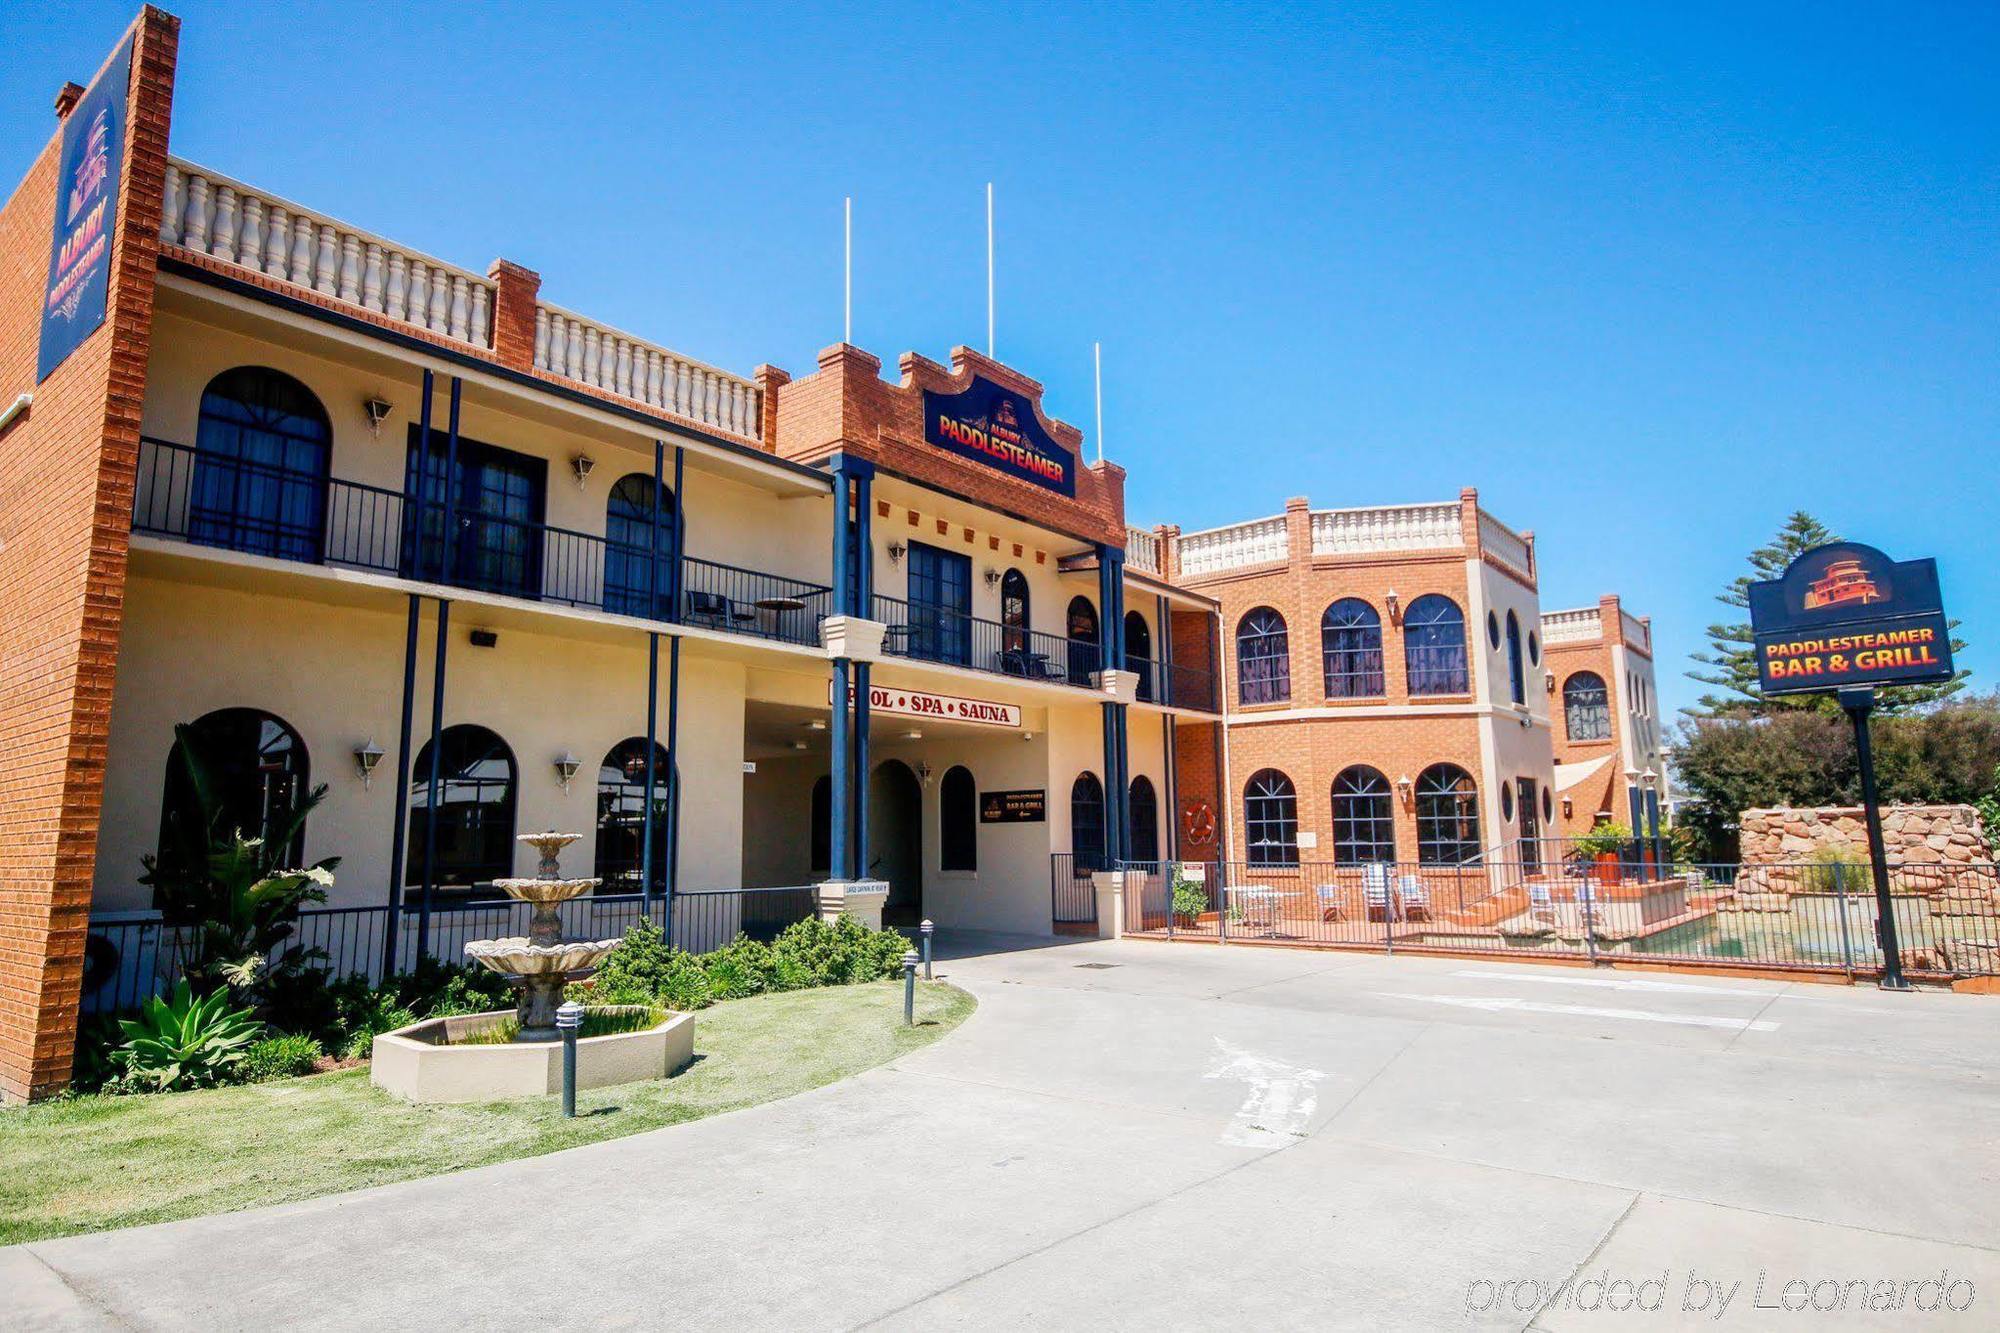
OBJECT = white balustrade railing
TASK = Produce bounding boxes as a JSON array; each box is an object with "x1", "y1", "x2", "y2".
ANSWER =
[
  {"x1": 1309, "y1": 502, "x2": 1461, "y2": 557},
  {"x1": 1175, "y1": 515, "x2": 1289, "y2": 577},
  {"x1": 1477, "y1": 510, "x2": 1532, "y2": 577},
  {"x1": 534, "y1": 305, "x2": 759, "y2": 439},
  {"x1": 1540, "y1": 607, "x2": 1602, "y2": 646},
  {"x1": 159, "y1": 159, "x2": 493, "y2": 349},
  {"x1": 1125, "y1": 526, "x2": 1161, "y2": 574},
  {"x1": 1620, "y1": 610, "x2": 1652, "y2": 654}
]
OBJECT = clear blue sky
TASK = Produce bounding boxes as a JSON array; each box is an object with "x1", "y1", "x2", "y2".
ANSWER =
[{"x1": 6, "y1": 2, "x2": 1994, "y2": 717}]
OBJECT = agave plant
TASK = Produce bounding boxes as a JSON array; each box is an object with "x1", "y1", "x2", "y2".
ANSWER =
[{"x1": 115, "y1": 980, "x2": 265, "y2": 1092}]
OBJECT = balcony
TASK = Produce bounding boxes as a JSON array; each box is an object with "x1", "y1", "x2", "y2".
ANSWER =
[
  {"x1": 1127, "y1": 655, "x2": 1218, "y2": 712},
  {"x1": 131, "y1": 437, "x2": 829, "y2": 646},
  {"x1": 874, "y1": 594, "x2": 1101, "y2": 689}
]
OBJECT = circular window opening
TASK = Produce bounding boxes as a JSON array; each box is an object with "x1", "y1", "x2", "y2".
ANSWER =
[
  {"x1": 1542, "y1": 787, "x2": 1553, "y2": 823},
  {"x1": 1528, "y1": 631, "x2": 1540, "y2": 665},
  {"x1": 1501, "y1": 782, "x2": 1515, "y2": 823},
  {"x1": 1487, "y1": 611, "x2": 1502, "y2": 649}
]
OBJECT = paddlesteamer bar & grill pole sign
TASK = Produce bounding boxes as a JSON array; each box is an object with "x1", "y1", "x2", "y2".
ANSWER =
[{"x1": 1748, "y1": 541, "x2": 1956, "y2": 990}]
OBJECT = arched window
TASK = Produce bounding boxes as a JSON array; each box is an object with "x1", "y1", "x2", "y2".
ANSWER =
[
  {"x1": 1330, "y1": 766, "x2": 1395, "y2": 865},
  {"x1": 941, "y1": 765, "x2": 977, "y2": 872},
  {"x1": 1125, "y1": 610, "x2": 1154, "y2": 702},
  {"x1": 1244, "y1": 768, "x2": 1298, "y2": 866},
  {"x1": 1070, "y1": 772, "x2": 1106, "y2": 871},
  {"x1": 1066, "y1": 596, "x2": 1100, "y2": 687},
  {"x1": 190, "y1": 367, "x2": 331, "y2": 561},
  {"x1": 1415, "y1": 764, "x2": 1481, "y2": 865},
  {"x1": 595, "y1": 737, "x2": 670, "y2": 893},
  {"x1": 603, "y1": 473, "x2": 676, "y2": 619},
  {"x1": 409, "y1": 724, "x2": 517, "y2": 891},
  {"x1": 1129, "y1": 776, "x2": 1160, "y2": 864},
  {"x1": 1000, "y1": 569, "x2": 1031, "y2": 655},
  {"x1": 1237, "y1": 607, "x2": 1291, "y2": 705},
  {"x1": 156, "y1": 709, "x2": 311, "y2": 892},
  {"x1": 1321, "y1": 598, "x2": 1384, "y2": 698},
  {"x1": 1563, "y1": 671, "x2": 1612, "y2": 741},
  {"x1": 1405, "y1": 595, "x2": 1468, "y2": 696},
  {"x1": 1505, "y1": 610, "x2": 1525, "y2": 704},
  {"x1": 810, "y1": 776, "x2": 832, "y2": 873}
]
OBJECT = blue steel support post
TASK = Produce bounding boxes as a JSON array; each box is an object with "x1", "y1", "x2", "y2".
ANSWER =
[
  {"x1": 383, "y1": 595, "x2": 421, "y2": 978},
  {"x1": 641, "y1": 440, "x2": 664, "y2": 916},
  {"x1": 828, "y1": 462, "x2": 854, "y2": 882},
  {"x1": 1645, "y1": 786, "x2": 1665, "y2": 877},
  {"x1": 1626, "y1": 781, "x2": 1646, "y2": 877},
  {"x1": 851, "y1": 467, "x2": 874, "y2": 879},
  {"x1": 1160, "y1": 593, "x2": 1176, "y2": 860},
  {"x1": 662, "y1": 448, "x2": 686, "y2": 942},
  {"x1": 406, "y1": 370, "x2": 434, "y2": 577},
  {"x1": 417, "y1": 599, "x2": 450, "y2": 962},
  {"x1": 441, "y1": 377, "x2": 462, "y2": 584}
]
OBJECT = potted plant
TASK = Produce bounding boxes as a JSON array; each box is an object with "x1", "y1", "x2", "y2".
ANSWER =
[
  {"x1": 1170, "y1": 865, "x2": 1211, "y2": 927},
  {"x1": 1573, "y1": 823, "x2": 1631, "y2": 887}
]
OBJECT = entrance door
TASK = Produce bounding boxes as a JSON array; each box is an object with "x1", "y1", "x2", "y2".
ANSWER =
[
  {"x1": 404, "y1": 429, "x2": 547, "y2": 600},
  {"x1": 907, "y1": 541, "x2": 972, "y2": 666},
  {"x1": 870, "y1": 759, "x2": 924, "y2": 928},
  {"x1": 1517, "y1": 777, "x2": 1541, "y2": 870}
]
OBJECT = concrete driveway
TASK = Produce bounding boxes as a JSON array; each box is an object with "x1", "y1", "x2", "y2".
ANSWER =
[{"x1": 10, "y1": 934, "x2": 1999, "y2": 1330}]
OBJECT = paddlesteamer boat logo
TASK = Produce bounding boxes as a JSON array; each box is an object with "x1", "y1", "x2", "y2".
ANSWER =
[
  {"x1": 38, "y1": 35, "x2": 131, "y2": 382},
  {"x1": 922, "y1": 376, "x2": 1076, "y2": 497},
  {"x1": 1748, "y1": 542, "x2": 1953, "y2": 695}
]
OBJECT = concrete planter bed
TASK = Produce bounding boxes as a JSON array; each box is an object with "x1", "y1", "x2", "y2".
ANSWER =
[{"x1": 371, "y1": 1006, "x2": 695, "y2": 1104}]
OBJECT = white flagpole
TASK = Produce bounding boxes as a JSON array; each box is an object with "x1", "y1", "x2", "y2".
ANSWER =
[
  {"x1": 1094, "y1": 341, "x2": 1104, "y2": 464},
  {"x1": 986, "y1": 182, "x2": 995, "y2": 358},
  {"x1": 844, "y1": 197, "x2": 852, "y2": 345}
]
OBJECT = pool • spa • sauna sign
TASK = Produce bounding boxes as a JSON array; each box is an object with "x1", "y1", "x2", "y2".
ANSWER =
[
  {"x1": 922, "y1": 376, "x2": 1076, "y2": 497},
  {"x1": 830, "y1": 680, "x2": 1022, "y2": 728},
  {"x1": 1748, "y1": 542, "x2": 1954, "y2": 696}
]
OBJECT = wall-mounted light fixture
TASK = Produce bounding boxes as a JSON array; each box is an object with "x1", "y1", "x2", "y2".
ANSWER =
[
  {"x1": 983, "y1": 567, "x2": 1001, "y2": 589},
  {"x1": 1544, "y1": 669, "x2": 1557, "y2": 694},
  {"x1": 1561, "y1": 795, "x2": 1574, "y2": 819},
  {"x1": 1395, "y1": 773, "x2": 1414, "y2": 806},
  {"x1": 571, "y1": 454, "x2": 596, "y2": 489},
  {"x1": 791, "y1": 740, "x2": 809, "y2": 752},
  {"x1": 886, "y1": 540, "x2": 907, "y2": 567},
  {"x1": 1385, "y1": 589, "x2": 1402, "y2": 625},
  {"x1": 554, "y1": 750, "x2": 582, "y2": 791},
  {"x1": 915, "y1": 761, "x2": 933, "y2": 787},
  {"x1": 904, "y1": 729, "x2": 923, "y2": 741},
  {"x1": 353, "y1": 738, "x2": 385, "y2": 787},
  {"x1": 363, "y1": 395, "x2": 392, "y2": 438}
]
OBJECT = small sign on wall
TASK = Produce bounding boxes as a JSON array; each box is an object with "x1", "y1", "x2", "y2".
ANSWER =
[
  {"x1": 1296, "y1": 831, "x2": 1319, "y2": 849},
  {"x1": 980, "y1": 789, "x2": 1046, "y2": 823}
]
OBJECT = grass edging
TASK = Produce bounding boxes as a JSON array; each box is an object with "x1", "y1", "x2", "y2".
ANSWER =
[{"x1": 0, "y1": 979, "x2": 973, "y2": 1245}]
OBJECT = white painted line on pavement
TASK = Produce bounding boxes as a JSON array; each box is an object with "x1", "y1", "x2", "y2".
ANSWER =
[
  {"x1": 1378, "y1": 991, "x2": 1780, "y2": 1031},
  {"x1": 1450, "y1": 969, "x2": 1779, "y2": 999},
  {"x1": 1204, "y1": 1038, "x2": 1325, "y2": 1148}
]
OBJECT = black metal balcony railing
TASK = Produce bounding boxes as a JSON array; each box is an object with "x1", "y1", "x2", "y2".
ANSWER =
[
  {"x1": 1127, "y1": 654, "x2": 1218, "y2": 712},
  {"x1": 874, "y1": 593, "x2": 1105, "y2": 688},
  {"x1": 133, "y1": 437, "x2": 830, "y2": 647}
]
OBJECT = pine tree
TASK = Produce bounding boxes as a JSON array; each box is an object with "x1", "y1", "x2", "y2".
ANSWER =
[{"x1": 1684, "y1": 511, "x2": 1969, "y2": 717}]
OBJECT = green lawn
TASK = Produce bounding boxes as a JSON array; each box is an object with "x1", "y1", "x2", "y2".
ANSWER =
[{"x1": 0, "y1": 979, "x2": 973, "y2": 1244}]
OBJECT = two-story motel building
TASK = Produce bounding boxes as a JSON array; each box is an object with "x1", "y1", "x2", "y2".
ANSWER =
[{"x1": 0, "y1": 9, "x2": 1662, "y2": 1099}]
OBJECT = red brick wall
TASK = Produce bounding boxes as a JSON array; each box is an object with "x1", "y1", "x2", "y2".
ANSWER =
[
  {"x1": 0, "y1": 7, "x2": 176, "y2": 1101},
  {"x1": 770, "y1": 342, "x2": 1126, "y2": 550}
]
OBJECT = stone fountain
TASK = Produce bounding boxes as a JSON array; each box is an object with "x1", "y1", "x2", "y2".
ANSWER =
[{"x1": 464, "y1": 832, "x2": 622, "y2": 1042}]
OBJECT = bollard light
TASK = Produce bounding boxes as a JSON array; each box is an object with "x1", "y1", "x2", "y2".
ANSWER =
[
  {"x1": 920, "y1": 918, "x2": 934, "y2": 980},
  {"x1": 556, "y1": 1000, "x2": 584, "y2": 1118},
  {"x1": 901, "y1": 949, "x2": 919, "y2": 1026}
]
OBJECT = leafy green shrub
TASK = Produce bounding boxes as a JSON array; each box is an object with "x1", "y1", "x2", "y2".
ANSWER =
[
  {"x1": 1801, "y1": 843, "x2": 1871, "y2": 893},
  {"x1": 769, "y1": 916, "x2": 905, "y2": 988},
  {"x1": 241, "y1": 1033, "x2": 323, "y2": 1082},
  {"x1": 114, "y1": 981, "x2": 264, "y2": 1092},
  {"x1": 589, "y1": 920, "x2": 715, "y2": 1011},
  {"x1": 1573, "y1": 823, "x2": 1632, "y2": 857},
  {"x1": 69, "y1": 1015, "x2": 126, "y2": 1094},
  {"x1": 702, "y1": 935, "x2": 780, "y2": 996},
  {"x1": 1171, "y1": 868, "x2": 1211, "y2": 920}
]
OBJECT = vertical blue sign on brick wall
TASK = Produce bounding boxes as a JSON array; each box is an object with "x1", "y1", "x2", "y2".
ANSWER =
[{"x1": 38, "y1": 35, "x2": 132, "y2": 383}]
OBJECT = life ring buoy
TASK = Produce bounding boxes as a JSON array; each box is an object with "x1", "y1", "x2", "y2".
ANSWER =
[{"x1": 1183, "y1": 799, "x2": 1216, "y2": 848}]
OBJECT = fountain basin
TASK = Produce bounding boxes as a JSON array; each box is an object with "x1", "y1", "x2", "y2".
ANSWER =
[
  {"x1": 464, "y1": 937, "x2": 621, "y2": 975},
  {"x1": 489, "y1": 877, "x2": 600, "y2": 907},
  {"x1": 370, "y1": 1006, "x2": 695, "y2": 1104}
]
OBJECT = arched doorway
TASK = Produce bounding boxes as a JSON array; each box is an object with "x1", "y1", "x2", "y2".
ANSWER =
[{"x1": 869, "y1": 759, "x2": 924, "y2": 927}]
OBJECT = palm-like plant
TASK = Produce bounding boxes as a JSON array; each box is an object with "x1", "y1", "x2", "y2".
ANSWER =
[{"x1": 115, "y1": 980, "x2": 265, "y2": 1091}]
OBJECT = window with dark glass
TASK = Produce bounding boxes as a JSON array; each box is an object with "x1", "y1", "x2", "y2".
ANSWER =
[
  {"x1": 1067, "y1": 596, "x2": 1100, "y2": 687},
  {"x1": 190, "y1": 367, "x2": 331, "y2": 562},
  {"x1": 941, "y1": 765, "x2": 977, "y2": 872},
  {"x1": 408, "y1": 724, "x2": 517, "y2": 891},
  {"x1": 1563, "y1": 671, "x2": 1612, "y2": 741},
  {"x1": 1000, "y1": 569, "x2": 1031, "y2": 655},
  {"x1": 1505, "y1": 610, "x2": 1525, "y2": 705},
  {"x1": 1244, "y1": 768, "x2": 1299, "y2": 865},
  {"x1": 1129, "y1": 776, "x2": 1160, "y2": 863},
  {"x1": 1415, "y1": 763, "x2": 1481, "y2": 865},
  {"x1": 1405, "y1": 595, "x2": 1468, "y2": 695},
  {"x1": 403, "y1": 432, "x2": 547, "y2": 600},
  {"x1": 156, "y1": 709, "x2": 311, "y2": 899},
  {"x1": 907, "y1": 540, "x2": 972, "y2": 666},
  {"x1": 1330, "y1": 766, "x2": 1395, "y2": 865},
  {"x1": 1125, "y1": 610, "x2": 1154, "y2": 702},
  {"x1": 1320, "y1": 598, "x2": 1384, "y2": 698},
  {"x1": 594, "y1": 737, "x2": 670, "y2": 894},
  {"x1": 1237, "y1": 607, "x2": 1291, "y2": 705},
  {"x1": 1070, "y1": 772, "x2": 1106, "y2": 870},
  {"x1": 603, "y1": 474, "x2": 676, "y2": 619}
]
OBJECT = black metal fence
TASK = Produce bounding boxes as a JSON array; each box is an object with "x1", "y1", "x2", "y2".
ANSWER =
[
  {"x1": 1127, "y1": 655, "x2": 1218, "y2": 711},
  {"x1": 133, "y1": 437, "x2": 830, "y2": 647},
  {"x1": 1049, "y1": 853, "x2": 1102, "y2": 925},
  {"x1": 1101, "y1": 857, "x2": 2000, "y2": 982},
  {"x1": 80, "y1": 885, "x2": 822, "y2": 1016},
  {"x1": 875, "y1": 593, "x2": 1105, "y2": 689}
]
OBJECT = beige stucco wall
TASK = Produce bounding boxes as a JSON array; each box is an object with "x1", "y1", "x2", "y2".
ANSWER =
[
  {"x1": 95, "y1": 570, "x2": 749, "y2": 913},
  {"x1": 1470, "y1": 560, "x2": 1557, "y2": 849}
]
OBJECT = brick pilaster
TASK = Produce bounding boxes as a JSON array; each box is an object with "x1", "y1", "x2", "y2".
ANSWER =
[
  {"x1": 485, "y1": 259, "x2": 540, "y2": 371},
  {"x1": 753, "y1": 363, "x2": 789, "y2": 454}
]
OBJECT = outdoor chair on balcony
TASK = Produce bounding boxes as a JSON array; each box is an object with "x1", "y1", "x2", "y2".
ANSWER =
[
  {"x1": 1398, "y1": 876, "x2": 1432, "y2": 923},
  {"x1": 687, "y1": 591, "x2": 755, "y2": 628},
  {"x1": 1528, "y1": 882, "x2": 1556, "y2": 925}
]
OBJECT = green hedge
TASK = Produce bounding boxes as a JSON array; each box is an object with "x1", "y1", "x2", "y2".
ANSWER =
[{"x1": 581, "y1": 916, "x2": 910, "y2": 1011}]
